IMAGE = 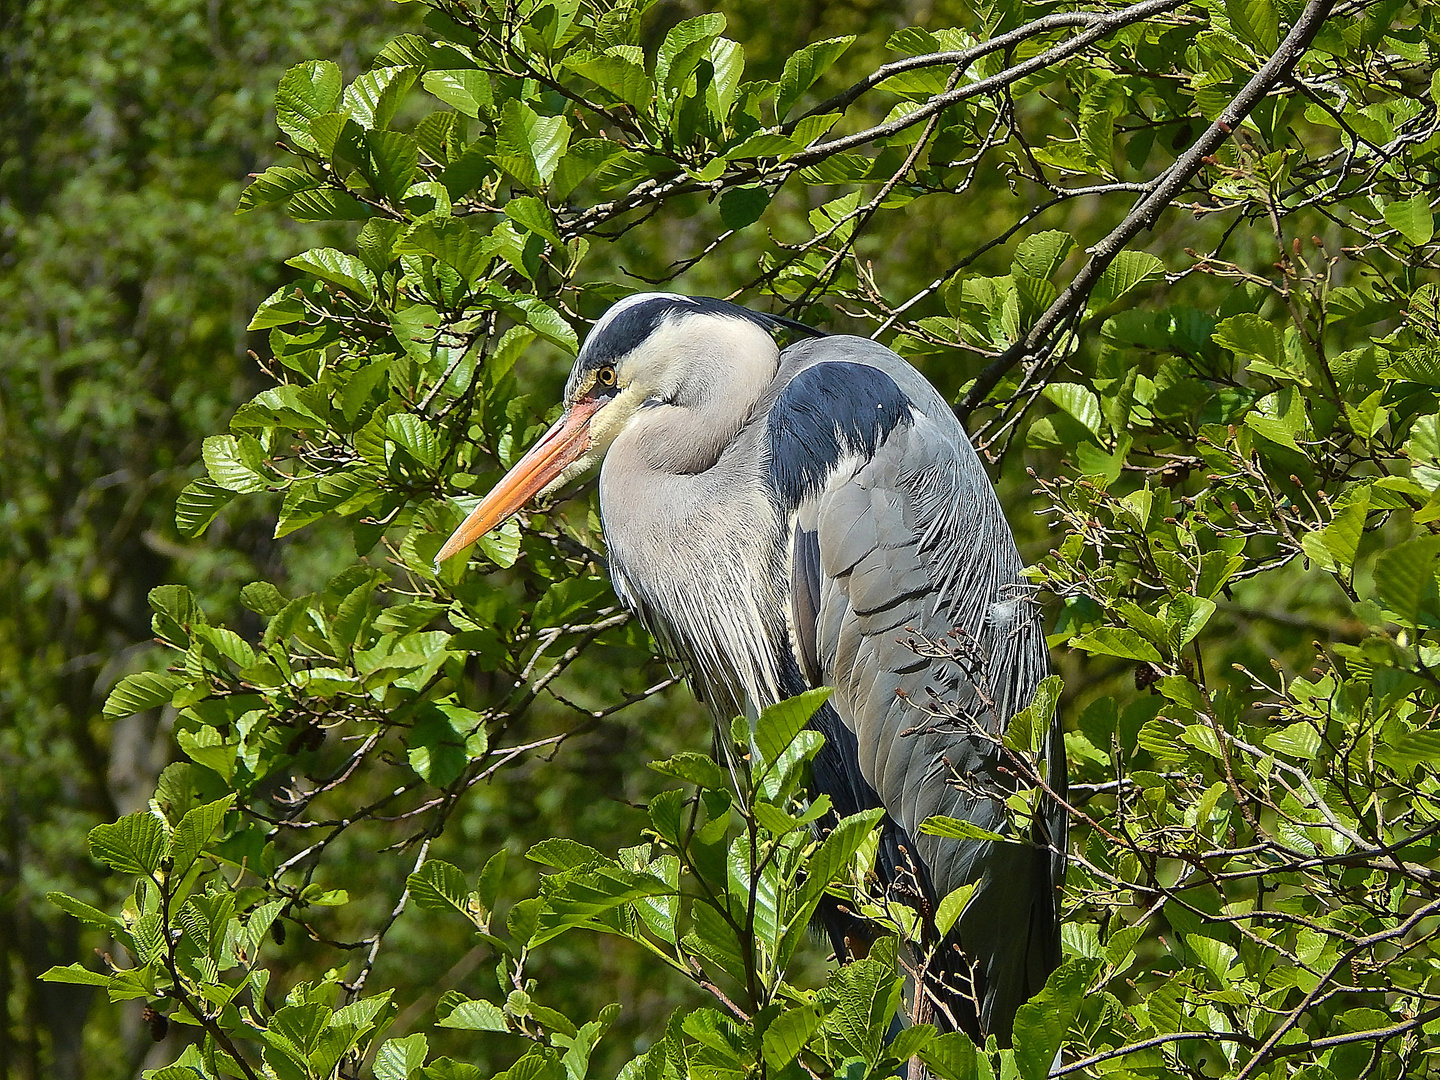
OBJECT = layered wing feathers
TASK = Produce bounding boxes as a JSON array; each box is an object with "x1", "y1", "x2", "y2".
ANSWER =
[{"x1": 762, "y1": 337, "x2": 1064, "y2": 1040}]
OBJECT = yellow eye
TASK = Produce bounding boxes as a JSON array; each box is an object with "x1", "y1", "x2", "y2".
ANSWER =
[{"x1": 597, "y1": 366, "x2": 616, "y2": 387}]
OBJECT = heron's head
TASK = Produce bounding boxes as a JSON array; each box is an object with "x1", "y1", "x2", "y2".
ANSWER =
[{"x1": 436, "y1": 293, "x2": 808, "y2": 562}]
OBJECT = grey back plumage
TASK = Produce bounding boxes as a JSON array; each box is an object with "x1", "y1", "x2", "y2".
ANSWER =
[
  {"x1": 589, "y1": 303, "x2": 1065, "y2": 1044},
  {"x1": 762, "y1": 337, "x2": 1065, "y2": 1037}
]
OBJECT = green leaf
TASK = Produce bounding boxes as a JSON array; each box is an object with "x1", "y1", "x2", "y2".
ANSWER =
[
  {"x1": 409, "y1": 860, "x2": 473, "y2": 914},
  {"x1": 1225, "y1": 0, "x2": 1279, "y2": 51},
  {"x1": 762, "y1": 1004, "x2": 822, "y2": 1069},
  {"x1": 1186, "y1": 933, "x2": 1237, "y2": 985},
  {"x1": 1074, "y1": 433, "x2": 1130, "y2": 482},
  {"x1": 285, "y1": 248, "x2": 375, "y2": 301},
  {"x1": 509, "y1": 296, "x2": 577, "y2": 353},
  {"x1": 1167, "y1": 595, "x2": 1216, "y2": 649},
  {"x1": 1374, "y1": 535, "x2": 1440, "y2": 626},
  {"x1": 1377, "y1": 730, "x2": 1440, "y2": 768},
  {"x1": 1069, "y1": 626, "x2": 1164, "y2": 663},
  {"x1": 248, "y1": 285, "x2": 308, "y2": 330},
  {"x1": 1042, "y1": 383, "x2": 1103, "y2": 436},
  {"x1": 46, "y1": 892, "x2": 126, "y2": 934},
  {"x1": 528, "y1": 837, "x2": 608, "y2": 871},
  {"x1": 170, "y1": 795, "x2": 235, "y2": 878},
  {"x1": 386, "y1": 414, "x2": 441, "y2": 470},
  {"x1": 551, "y1": 140, "x2": 626, "y2": 202},
  {"x1": 919, "y1": 817, "x2": 1010, "y2": 844},
  {"x1": 270, "y1": 1002, "x2": 329, "y2": 1057},
  {"x1": 480, "y1": 517, "x2": 523, "y2": 569},
  {"x1": 796, "y1": 808, "x2": 885, "y2": 910},
  {"x1": 778, "y1": 36, "x2": 855, "y2": 119},
  {"x1": 1244, "y1": 388, "x2": 1307, "y2": 452},
  {"x1": 1011, "y1": 958, "x2": 1093, "y2": 1079},
  {"x1": 649, "y1": 751, "x2": 730, "y2": 790},
  {"x1": 88, "y1": 812, "x2": 169, "y2": 877},
  {"x1": 495, "y1": 1050, "x2": 565, "y2": 1080},
  {"x1": 754, "y1": 687, "x2": 831, "y2": 767},
  {"x1": 531, "y1": 864, "x2": 672, "y2": 945},
  {"x1": 1265, "y1": 721, "x2": 1322, "y2": 759},
  {"x1": 919, "y1": 1032, "x2": 981, "y2": 1080},
  {"x1": 726, "y1": 133, "x2": 798, "y2": 160},
  {"x1": 1012, "y1": 231, "x2": 1074, "y2": 282},
  {"x1": 505, "y1": 196, "x2": 563, "y2": 246},
  {"x1": 365, "y1": 130, "x2": 419, "y2": 201},
  {"x1": 175, "y1": 479, "x2": 235, "y2": 538},
  {"x1": 655, "y1": 13, "x2": 726, "y2": 90},
  {"x1": 885, "y1": 1025, "x2": 936, "y2": 1067},
  {"x1": 238, "y1": 166, "x2": 320, "y2": 212},
  {"x1": 150, "y1": 584, "x2": 200, "y2": 628},
  {"x1": 240, "y1": 581, "x2": 288, "y2": 617},
  {"x1": 1146, "y1": 978, "x2": 1185, "y2": 1032},
  {"x1": 934, "y1": 882, "x2": 977, "y2": 937},
  {"x1": 103, "y1": 671, "x2": 183, "y2": 718},
  {"x1": 1214, "y1": 312, "x2": 1282, "y2": 364},
  {"x1": 1092, "y1": 250, "x2": 1164, "y2": 307},
  {"x1": 275, "y1": 467, "x2": 380, "y2": 537},
  {"x1": 407, "y1": 706, "x2": 476, "y2": 788},
  {"x1": 719, "y1": 186, "x2": 773, "y2": 230},
  {"x1": 39, "y1": 964, "x2": 115, "y2": 987},
  {"x1": 532, "y1": 576, "x2": 610, "y2": 627},
  {"x1": 203, "y1": 434, "x2": 267, "y2": 493},
  {"x1": 566, "y1": 53, "x2": 652, "y2": 113},
  {"x1": 476, "y1": 849, "x2": 508, "y2": 914},
  {"x1": 437, "y1": 991, "x2": 509, "y2": 1032},
  {"x1": 376, "y1": 1033, "x2": 429, "y2": 1080},
  {"x1": 1301, "y1": 484, "x2": 1370, "y2": 574},
  {"x1": 1408, "y1": 413, "x2": 1440, "y2": 488},
  {"x1": 276, "y1": 60, "x2": 342, "y2": 145},
  {"x1": 1384, "y1": 195, "x2": 1435, "y2": 246},
  {"x1": 344, "y1": 66, "x2": 419, "y2": 130},
  {"x1": 1383, "y1": 346, "x2": 1440, "y2": 385},
  {"x1": 422, "y1": 70, "x2": 493, "y2": 118},
  {"x1": 496, "y1": 101, "x2": 570, "y2": 188},
  {"x1": 286, "y1": 188, "x2": 373, "y2": 222}
]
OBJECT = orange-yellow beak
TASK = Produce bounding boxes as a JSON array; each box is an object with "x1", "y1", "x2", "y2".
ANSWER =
[{"x1": 435, "y1": 399, "x2": 601, "y2": 563}]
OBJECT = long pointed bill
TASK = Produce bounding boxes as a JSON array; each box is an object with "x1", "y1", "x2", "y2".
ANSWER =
[{"x1": 436, "y1": 399, "x2": 600, "y2": 563}]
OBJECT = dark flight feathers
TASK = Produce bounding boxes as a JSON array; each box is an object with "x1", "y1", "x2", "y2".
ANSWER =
[{"x1": 762, "y1": 338, "x2": 1066, "y2": 1043}]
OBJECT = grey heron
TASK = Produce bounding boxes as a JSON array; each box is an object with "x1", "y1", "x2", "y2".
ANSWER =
[{"x1": 437, "y1": 293, "x2": 1066, "y2": 1045}]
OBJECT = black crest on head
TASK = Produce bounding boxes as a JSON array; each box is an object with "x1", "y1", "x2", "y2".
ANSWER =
[{"x1": 573, "y1": 295, "x2": 825, "y2": 383}]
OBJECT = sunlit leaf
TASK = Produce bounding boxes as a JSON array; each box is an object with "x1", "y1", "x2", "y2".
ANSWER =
[
  {"x1": 1384, "y1": 195, "x2": 1435, "y2": 246},
  {"x1": 88, "y1": 812, "x2": 169, "y2": 877},
  {"x1": 777, "y1": 36, "x2": 855, "y2": 119}
]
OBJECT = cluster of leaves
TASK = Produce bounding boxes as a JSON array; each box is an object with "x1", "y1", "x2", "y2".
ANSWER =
[
  {"x1": 44, "y1": 691, "x2": 1084, "y2": 1080},
  {"x1": 397, "y1": 693, "x2": 934, "y2": 1080},
  {"x1": 36, "y1": 0, "x2": 1440, "y2": 1075},
  {"x1": 1009, "y1": 80, "x2": 1440, "y2": 1077},
  {"x1": 0, "y1": 0, "x2": 418, "y2": 1073},
  {"x1": 36, "y1": 688, "x2": 1048, "y2": 1077},
  {"x1": 43, "y1": 776, "x2": 400, "y2": 1080}
]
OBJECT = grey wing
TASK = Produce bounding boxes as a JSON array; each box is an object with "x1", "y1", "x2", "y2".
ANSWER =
[{"x1": 767, "y1": 338, "x2": 1065, "y2": 1039}]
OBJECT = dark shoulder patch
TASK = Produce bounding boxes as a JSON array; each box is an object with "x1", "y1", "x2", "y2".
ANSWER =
[{"x1": 764, "y1": 361, "x2": 913, "y2": 506}]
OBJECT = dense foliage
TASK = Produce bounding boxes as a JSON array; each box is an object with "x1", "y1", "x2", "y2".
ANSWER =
[
  {"x1": 16, "y1": 0, "x2": 1440, "y2": 1076},
  {"x1": 0, "y1": 2, "x2": 415, "y2": 1075}
]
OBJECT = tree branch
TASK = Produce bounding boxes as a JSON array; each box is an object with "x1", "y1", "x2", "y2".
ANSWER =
[
  {"x1": 789, "y1": 0, "x2": 1192, "y2": 167},
  {"x1": 956, "y1": 0, "x2": 1339, "y2": 425}
]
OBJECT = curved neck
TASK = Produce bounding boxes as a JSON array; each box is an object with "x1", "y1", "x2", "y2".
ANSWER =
[{"x1": 614, "y1": 319, "x2": 779, "y2": 475}]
